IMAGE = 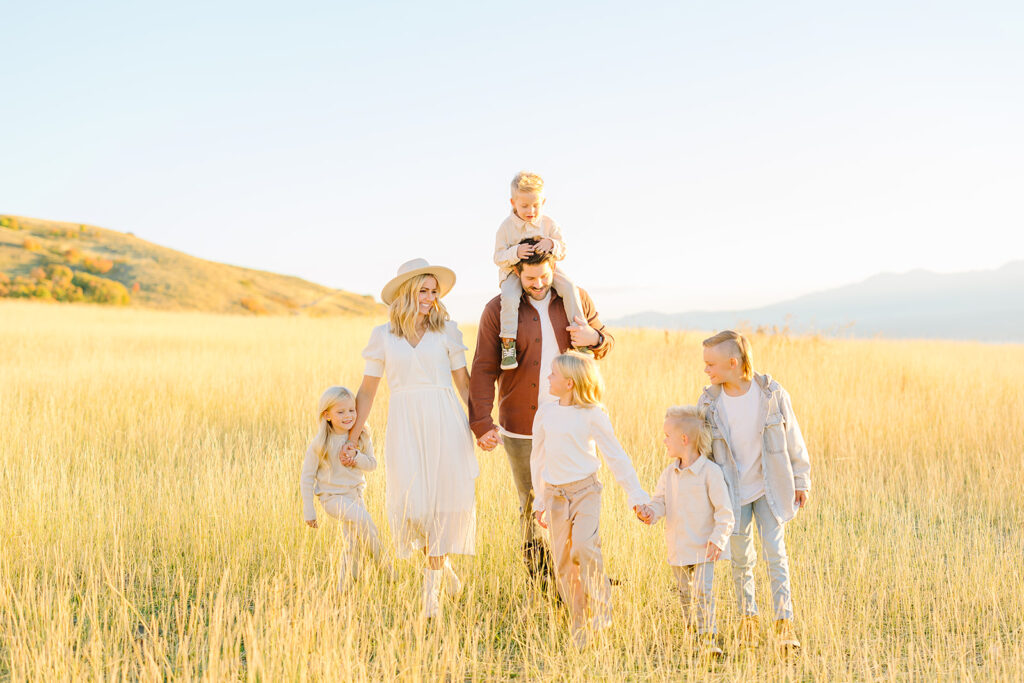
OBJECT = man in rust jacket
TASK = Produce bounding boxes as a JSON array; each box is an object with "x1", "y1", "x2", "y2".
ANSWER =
[{"x1": 469, "y1": 242, "x2": 614, "y2": 578}]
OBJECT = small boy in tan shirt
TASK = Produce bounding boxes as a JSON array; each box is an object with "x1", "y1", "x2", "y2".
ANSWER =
[
  {"x1": 494, "y1": 171, "x2": 583, "y2": 370},
  {"x1": 637, "y1": 405, "x2": 734, "y2": 656}
]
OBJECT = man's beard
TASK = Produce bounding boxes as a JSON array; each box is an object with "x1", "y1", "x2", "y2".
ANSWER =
[{"x1": 526, "y1": 284, "x2": 551, "y2": 300}]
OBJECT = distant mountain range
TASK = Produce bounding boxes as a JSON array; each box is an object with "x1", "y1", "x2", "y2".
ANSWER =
[
  {"x1": 609, "y1": 261, "x2": 1024, "y2": 342},
  {"x1": 0, "y1": 215, "x2": 383, "y2": 316}
]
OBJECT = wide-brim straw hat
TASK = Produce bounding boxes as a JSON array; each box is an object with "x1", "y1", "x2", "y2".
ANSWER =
[{"x1": 380, "y1": 258, "x2": 457, "y2": 305}]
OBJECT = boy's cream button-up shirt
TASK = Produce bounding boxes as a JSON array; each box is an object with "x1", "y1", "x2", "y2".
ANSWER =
[
  {"x1": 493, "y1": 213, "x2": 567, "y2": 283},
  {"x1": 649, "y1": 455, "x2": 735, "y2": 566}
]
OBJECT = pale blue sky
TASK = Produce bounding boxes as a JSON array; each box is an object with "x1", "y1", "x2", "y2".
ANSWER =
[{"x1": 2, "y1": 1, "x2": 1022, "y2": 320}]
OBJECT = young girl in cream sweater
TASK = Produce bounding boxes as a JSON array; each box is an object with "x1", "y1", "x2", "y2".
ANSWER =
[
  {"x1": 300, "y1": 386, "x2": 390, "y2": 590},
  {"x1": 530, "y1": 351, "x2": 649, "y2": 646}
]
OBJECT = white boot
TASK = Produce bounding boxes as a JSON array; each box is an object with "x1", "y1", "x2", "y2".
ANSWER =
[
  {"x1": 442, "y1": 557, "x2": 462, "y2": 597},
  {"x1": 422, "y1": 568, "x2": 443, "y2": 619}
]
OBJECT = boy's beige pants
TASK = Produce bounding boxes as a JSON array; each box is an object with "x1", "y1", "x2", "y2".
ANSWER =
[
  {"x1": 673, "y1": 562, "x2": 716, "y2": 634},
  {"x1": 544, "y1": 474, "x2": 611, "y2": 629}
]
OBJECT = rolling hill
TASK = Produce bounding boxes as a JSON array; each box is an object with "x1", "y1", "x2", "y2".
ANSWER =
[
  {"x1": 0, "y1": 215, "x2": 383, "y2": 316},
  {"x1": 610, "y1": 261, "x2": 1024, "y2": 342}
]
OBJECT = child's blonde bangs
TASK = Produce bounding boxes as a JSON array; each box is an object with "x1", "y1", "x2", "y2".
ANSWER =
[{"x1": 511, "y1": 171, "x2": 544, "y2": 196}]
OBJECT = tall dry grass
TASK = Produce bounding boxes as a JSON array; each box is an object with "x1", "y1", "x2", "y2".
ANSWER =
[{"x1": 1, "y1": 299, "x2": 1023, "y2": 680}]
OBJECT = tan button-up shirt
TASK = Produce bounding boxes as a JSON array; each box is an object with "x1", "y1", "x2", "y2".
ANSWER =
[
  {"x1": 493, "y1": 213, "x2": 567, "y2": 283},
  {"x1": 648, "y1": 455, "x2": 735, "y2": 566}
]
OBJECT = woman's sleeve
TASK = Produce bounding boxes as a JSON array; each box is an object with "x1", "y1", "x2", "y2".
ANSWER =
[
  {"x1": 361, "y1": 326, "x2": 386, "y2": 378},
  {"x1": 445, "y1": 321, "x2": 468, "y2": 371}
]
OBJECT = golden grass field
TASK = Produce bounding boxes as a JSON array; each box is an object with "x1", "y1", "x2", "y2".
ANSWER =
[{"x1": 2, "y1": 299, "x2": 1023, "y2": 681}]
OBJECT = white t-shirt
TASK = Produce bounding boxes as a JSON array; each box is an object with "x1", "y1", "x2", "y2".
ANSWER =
[
  {"x1": 530, "y1": 292, "x2": 560, "y2": 409},
  {"x1": 720, "y1": 382, "x2": 765, "y2": 505},
  {"x1": 500, "y1": 291, "x2": 560, "y2": 439}
]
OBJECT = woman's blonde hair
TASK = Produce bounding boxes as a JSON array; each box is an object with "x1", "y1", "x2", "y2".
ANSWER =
[
  {"x1": 551, "y1": 351, "x2": 604, "y2": 408},
  {"x1": 388, "y1": 273, "x2": 450, "y2": 340},
  {"x1": 702, "y1": 330, "x2": 754, "y2": 381},
  {"x1": 511, "y1": 171, "x2": 544, "y2": 196},
  {"x1": 311, "y1": 386, "x2": 368, "y2": 462},
  {"x1": 665, "y1": 405, "x2": 712, "y2": 458}
]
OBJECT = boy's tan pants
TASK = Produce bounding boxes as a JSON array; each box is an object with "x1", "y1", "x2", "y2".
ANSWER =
[
  {"x1": 545, "y1": 474, "x2": 611, "y2": 629},
  {"x1": 673, "y1": 562, "x2": 716, "y2": 634}
]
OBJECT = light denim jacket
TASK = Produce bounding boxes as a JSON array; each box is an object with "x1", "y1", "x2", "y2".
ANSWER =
[{"x1": 698, "y1": 373, "x2": 811, "y2": 526}]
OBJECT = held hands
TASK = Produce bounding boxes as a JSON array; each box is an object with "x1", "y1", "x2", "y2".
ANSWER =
[
  {"x1": 533, "y1": 510, "x2": 547, "y2": 529},
  {"x1": 634, "y1": 504, "x2": 654, "y2": 525},
  {"x1": 566, "y1": 316, "x2": 600, "y2": 348},
  {"x1": 306, "y1": 519, "x2": 318, "y2": 529},
  {"x1": 340, "y1": 441, "x2": 358, "y2": 467},
  {"x1": 705, "y1": 541, "x2": 722, "y2": 561},
  {"x1": 476, "y1": 428, "x2": 502, "y2": 451},
  {"x1": 534, "y1": 238, "x2": 554, "y2": 254}
]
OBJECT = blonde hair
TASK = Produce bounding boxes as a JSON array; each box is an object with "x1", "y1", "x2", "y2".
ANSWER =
[
  {"x1": 388, "y1": 273, "x2": 450, "y2": 341},
  {"x1": 551, "y1": 351, "x2": 604, "y2": 408},
  {"x1": 665, "y1": 405, "x2": 712, "y2": 458},
  {"x1": 311, "y1": 386, "x2": 369, "y2": 462},
  {"x1": 702, "y1": 330, "x2": 754, "y2": 381},
  {"x1": 511, "y1": 171, "x2": 544, "y2": 196}
]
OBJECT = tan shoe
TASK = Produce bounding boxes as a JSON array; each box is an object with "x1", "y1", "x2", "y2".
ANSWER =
[
  {"x1": 697, "y1": 633, "x2": 724, "y2": 658},
  {"x1": 775, "y1": 618, "x2": 801, "y2": 650},
  {"x1": 737, "y1": 616, "x2": 760, "y2": 648}
]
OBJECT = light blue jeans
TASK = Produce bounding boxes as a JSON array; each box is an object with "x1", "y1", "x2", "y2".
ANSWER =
[{"x1": 730, "y1": 496, "x2": 794, "y2": 620}]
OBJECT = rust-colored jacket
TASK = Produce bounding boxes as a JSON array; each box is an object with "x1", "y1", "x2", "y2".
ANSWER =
[{"x1": 469, "y1": 288, "x2": 613, "y2": 438}]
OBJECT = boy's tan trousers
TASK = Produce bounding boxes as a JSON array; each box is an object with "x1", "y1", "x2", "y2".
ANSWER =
[{"x1": 544, "y1": 474, "x2": 611, "y2": 629}]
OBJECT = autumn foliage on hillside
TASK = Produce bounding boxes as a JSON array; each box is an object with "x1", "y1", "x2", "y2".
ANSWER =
[{"x1": 0, "y1": 263, "x2": 130, "y2": 305}]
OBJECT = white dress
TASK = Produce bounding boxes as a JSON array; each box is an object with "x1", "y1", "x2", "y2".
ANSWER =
[{"x1": 362, "y1": 320, "x2": 479, "y2": 558}]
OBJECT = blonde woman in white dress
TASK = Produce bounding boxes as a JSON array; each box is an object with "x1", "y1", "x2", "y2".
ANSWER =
[{"x1": 348, "y1": 258, "x2": 479, "y2": 618}]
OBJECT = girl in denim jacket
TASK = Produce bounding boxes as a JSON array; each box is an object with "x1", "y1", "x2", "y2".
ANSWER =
[{"x1": 697, "y1": 331, "x2": 811, "y2": 652}]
